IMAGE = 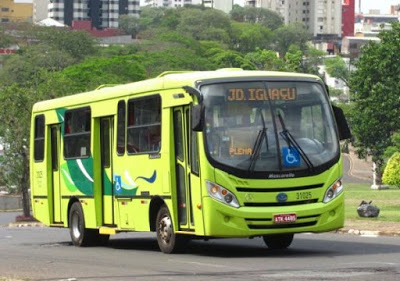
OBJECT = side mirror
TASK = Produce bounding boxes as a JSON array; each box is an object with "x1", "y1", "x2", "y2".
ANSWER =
[
  {"x1": 192, "y1": 105, "x2": 203, "y2": 132},
  {"x1": 332, "y1": 105, "x2": 351, "y2": 140}
]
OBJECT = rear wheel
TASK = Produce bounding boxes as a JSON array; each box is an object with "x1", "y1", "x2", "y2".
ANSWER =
[
  {"x1": 263, "y1": 234, "x2": 294, "y2": 250},
  {"x1": 156, "y1": 205, "x2": 188, "y2": 253},
  {"x1": 69, "y1": 202, "x2": 97, "y2": 246}
]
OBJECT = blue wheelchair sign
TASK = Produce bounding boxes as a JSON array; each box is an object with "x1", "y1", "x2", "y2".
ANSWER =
[
  {"x1": 114, "y1": 175, "x2": 122, "y2": 193},
  {"x1": 282, "y1": 147, "x2": 301, "y2": 167}
]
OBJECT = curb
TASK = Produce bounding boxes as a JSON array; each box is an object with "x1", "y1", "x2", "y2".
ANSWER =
[
  {"x1": 337, "y1": 228, "x2": 400, "y2": 237},
  {"x1": 8, "y1": 222, "x2": 44, "y2": 228}
]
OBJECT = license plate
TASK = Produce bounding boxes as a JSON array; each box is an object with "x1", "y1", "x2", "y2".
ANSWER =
[{"x1": 273, "y1": 213, "x2": 297, "y2": 224}]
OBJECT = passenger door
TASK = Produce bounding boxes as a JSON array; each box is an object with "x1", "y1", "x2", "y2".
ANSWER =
[
  {"x1": 173, "y1": 106, "x2": 199, "y2": 231},
  {"x1": 50, "y1": 125, "x2": 62, "y2": 223},
  {"x1": 100, "y1": 117, "x2": 114, "y2": 225}
]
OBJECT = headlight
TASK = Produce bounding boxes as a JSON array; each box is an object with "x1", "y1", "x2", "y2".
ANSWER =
[
  {"x1": 323, "y1": 179, "x2": 343, "y2": 203},
  {"x1": 206, "y1": 181, "x2": 240, "y2": 208}
]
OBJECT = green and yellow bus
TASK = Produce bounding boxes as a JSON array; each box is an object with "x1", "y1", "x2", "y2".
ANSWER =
[{"x1": 30, "y1": 69, "x2": 350, "y2": 253}]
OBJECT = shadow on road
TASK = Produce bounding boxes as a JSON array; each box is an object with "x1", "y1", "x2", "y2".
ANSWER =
[{"x1": 100, "y1": 235, "x2": 400, "y2": 258}]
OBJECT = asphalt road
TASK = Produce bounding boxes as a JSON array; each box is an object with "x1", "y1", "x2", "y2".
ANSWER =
[{"x1": 1, "y1": 223, "x2": 400, "y2": 281}]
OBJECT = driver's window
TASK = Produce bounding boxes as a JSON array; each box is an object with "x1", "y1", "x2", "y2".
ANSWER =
[{"x1": 300, "y1": 105, "x2": 324, "y2": 142}]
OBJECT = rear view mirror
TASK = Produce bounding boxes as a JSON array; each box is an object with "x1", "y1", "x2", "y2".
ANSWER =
[
  {"x1": 192, "y1": 105, "x2": 203, "y2": 132},
  {"x1": 332, "y1": 105, "x2": 351, "y2": 140}
]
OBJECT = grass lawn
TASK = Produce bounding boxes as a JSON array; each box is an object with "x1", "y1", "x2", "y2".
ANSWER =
[{"x1": 345, "y1": 183, "x2": 400, "y2": 223}]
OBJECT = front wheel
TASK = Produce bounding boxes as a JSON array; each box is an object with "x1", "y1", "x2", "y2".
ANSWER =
[
  {"x1": 263, "y1": 234, "x2": 294, "y2": 250},
  {"x1": 156, "y1": 205, "x2": 188, "y2": 253}
]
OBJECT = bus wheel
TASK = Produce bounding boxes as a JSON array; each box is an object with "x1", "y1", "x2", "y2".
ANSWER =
[
  {"x1": 156, "y1": 205, "x2": 187, "y2": 254},
  {"x1": 263, "y1": 234, "x2": 294, "y2": 250},
  {"x1": 69, "y1": 202, "x2": 96, "y2": 247}
]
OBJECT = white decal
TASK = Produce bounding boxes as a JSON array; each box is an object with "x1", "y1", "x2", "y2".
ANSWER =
[{"x1": 76, "y1": 159, "x2": 94, "y2": 182}]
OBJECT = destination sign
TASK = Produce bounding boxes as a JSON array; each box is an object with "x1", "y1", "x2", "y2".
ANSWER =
[{"x1": 227, "y1": 88, "x2": 297, "y2": 102}]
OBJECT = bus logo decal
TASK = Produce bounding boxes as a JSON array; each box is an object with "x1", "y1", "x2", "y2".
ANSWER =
[
  {"x1": 276, "y1": 193, "x2": 288, "y2": 203},
  {"x1": 135, "y1": 170, "x2": 157, "y2": 184}
]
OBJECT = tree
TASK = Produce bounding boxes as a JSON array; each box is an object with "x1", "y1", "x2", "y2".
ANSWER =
[
  {"x1": 119, "y1": 15, "x2": 142, "y2": 38},
  {"x1": 245, "y1": 49, "x2": 284, "y2": 71},
  {"x1": 42, "y1": 55, "x2": 146, "y2": 95},
  {"x1": 274, "y1": 23, "x2": 311, "y2": 55},
  {"x1": 284, "y1": 45, "x2": 303, "y2": 72},
  {"x1": 382, "y1": 152, "x2": 400, "y2": 187},
  {"x1": 209, "y1": 49, "x2": 256, "y2": 70},
  {"x1": 349, "y1": 22, "x2": 400, "y2": 185},
  {"x1": 0, "y1": 25, "x2": 15, "y2": 48},
  {"x1": 137, "y1": 46, "x2": 216, "y2": 77},
  {"x1": 34, "y1": 27, "x2": 98, "y2": 61},
  {"x1": 302, "y1": 46, "x2": 326, "y2": 75},
  {"x1": 0, "y1": 44, "x2": 75, "y2": 87},
  {"x1": 384, "y1": 132, "x2": 400, "y2": 159},
  {"x1": 0, "y1": 85, "x2": 36, "y2": 217},
  {"x1": 324, "y1": 56, "x2": 350, "y2": 86},
  {"x1": 230, "y1": 22, "x2": 273, "y2": 53},
  {"x1": 230, "y1": 6, "x2": 283, "y2": 30},
  {"x1": 176, "y1": 8, "x2": 232, "y2": 43}
]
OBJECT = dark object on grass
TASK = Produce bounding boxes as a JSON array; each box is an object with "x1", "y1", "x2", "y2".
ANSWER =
[{"x1": 357, "y1": 200, "x2": 380, "y2": 218}]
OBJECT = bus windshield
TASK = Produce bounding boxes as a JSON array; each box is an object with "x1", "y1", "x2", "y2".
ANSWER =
[{"x1": 201, "y1": 81, "x2": 339, "y2": 175}]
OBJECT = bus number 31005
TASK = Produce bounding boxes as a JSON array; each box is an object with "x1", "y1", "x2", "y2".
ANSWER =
[{"x1": 296, "y1": 192, "x2": 312, "y2": 200}]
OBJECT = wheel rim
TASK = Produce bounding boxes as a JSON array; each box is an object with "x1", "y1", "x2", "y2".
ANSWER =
[
  {"x1": 158, "y1": 215, "x2": 172, "y2": 245},
  {"x1": 71, "y1": 211, "x2": 81, "y2": 239}
]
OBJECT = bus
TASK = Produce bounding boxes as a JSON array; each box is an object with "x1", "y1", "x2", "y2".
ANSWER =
[{"x1": 30, "y1": 69, "x2": 350, "y2": 253}]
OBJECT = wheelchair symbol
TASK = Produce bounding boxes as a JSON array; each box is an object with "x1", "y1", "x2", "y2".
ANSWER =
[
  {"x1": 282, "y1": 147, "x2": 301, "y2": 167},
  {"x1": 114, "y1": 175, "x2": 122, "y2": 192},
  {"x1": 286, "y1": 150, "x2": 299, "y2": 164}
]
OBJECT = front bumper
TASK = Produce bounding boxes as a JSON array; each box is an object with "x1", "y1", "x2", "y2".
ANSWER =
[{"x1": 202, "y1": 193, "x2": 344, "y2": 237}]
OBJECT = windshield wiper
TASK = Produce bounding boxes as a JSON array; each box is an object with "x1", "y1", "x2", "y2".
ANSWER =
[
  {"x1": 277, "y1": 113, "x2": 314, "y2": 172},
  {"x1": 248, "y1": 108, "x2": 269, "y2": 172}
]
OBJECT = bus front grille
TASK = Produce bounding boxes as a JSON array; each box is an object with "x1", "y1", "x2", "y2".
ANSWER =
[{"x1": 243, "y1": 199, "x2": 318, "y2": 207}]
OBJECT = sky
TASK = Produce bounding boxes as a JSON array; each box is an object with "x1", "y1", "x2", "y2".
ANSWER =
[{"x1": 233, "y1": 0, "x2": 400, "y2": 14}]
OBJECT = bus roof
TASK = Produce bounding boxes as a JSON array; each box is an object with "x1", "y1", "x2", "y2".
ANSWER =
[{"x1": 32, "y1": 69, "x2": 321, "y2": 113}]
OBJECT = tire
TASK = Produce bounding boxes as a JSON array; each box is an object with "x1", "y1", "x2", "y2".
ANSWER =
[
  {"x1": 69, "y1": 202, "x2": 97, "y2": 247},
  {"x1": 156, "y1": 205, "x2": 188, "y2": 254},
  {"x1": 263, "y1": 234, "x2": 294, "y2": 250}
]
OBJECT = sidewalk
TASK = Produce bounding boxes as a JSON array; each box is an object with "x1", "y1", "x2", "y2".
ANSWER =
[{"x1": 344, "y1": 146, "x2": 373, "y2": 183}]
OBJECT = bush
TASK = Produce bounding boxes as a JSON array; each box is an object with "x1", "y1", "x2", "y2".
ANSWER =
[{"x1": 382, "y1": 152, "x2": 400, "y2": 187}]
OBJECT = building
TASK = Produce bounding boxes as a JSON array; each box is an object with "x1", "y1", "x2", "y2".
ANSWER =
[
  {"x1": 390, "y1": 5, "x2": 400, "y2": 15},
  {"x1": 203, "y1": 0, "x2": 233, "y2": 13},
  {"x1": 341, "y1": 36, "x2": 380, "y2": 58},
  {"x1": 33, "y1": 0, "x2": 49, "y2": 23},
  {"x1": 355, "y1": 12, "x2": 399, "y2": 34},
  {"x1": 48, "y1": 0, "x2": 140, "y2": 29},
  {"x1": 0, "y1": 0, "x2": 33, "y2": 23},
  {"x1": 342, "y1": 0, "x2": 355, "y2": 37},
  {"x1": 246, "y1": 0, "x2": 342, "y2": 39}
]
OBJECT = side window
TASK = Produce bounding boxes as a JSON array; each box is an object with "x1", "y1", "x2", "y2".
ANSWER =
[
  {"x1": 190, "y1": 110, "x2": 200, "y2": 174},
  {"x1": 34, "y1": 115, "x2": 45, "y2": 162},
  {"x1": 116, "y1": 100, "x2": 126, "y2": 155},
  {"x1": 64, "y1": 107, "x2": 91, "y2": 159},
  {"x1": 127, "y1": 95, "x2": 161, "y2": 154},
  {"x1": 173, "y1": 111, "x2": 184, "y2": 161}
]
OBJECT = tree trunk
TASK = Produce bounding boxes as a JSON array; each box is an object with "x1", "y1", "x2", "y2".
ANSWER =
[{"x1": 21, "y1": 152, "x2": 30, "y2": 217}]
